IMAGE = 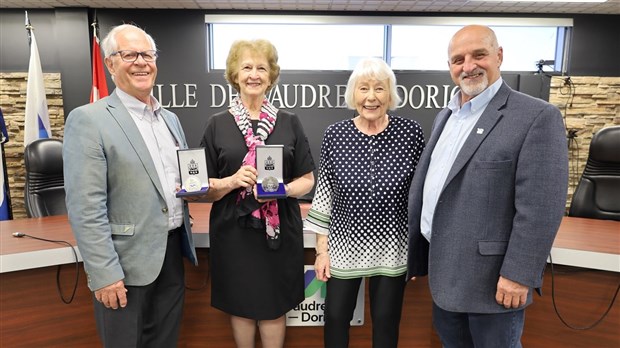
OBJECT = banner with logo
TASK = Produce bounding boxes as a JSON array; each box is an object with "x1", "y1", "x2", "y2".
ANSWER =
[{"x1": 286, "y1": 265, "x2": 364, "y2": 326}]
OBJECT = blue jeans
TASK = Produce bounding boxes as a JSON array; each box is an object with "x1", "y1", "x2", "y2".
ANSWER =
[{"x1": 432, "y1": 302, "x2": 525, "y2": 348}]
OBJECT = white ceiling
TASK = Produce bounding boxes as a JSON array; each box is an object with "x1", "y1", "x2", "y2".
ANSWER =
[{"x1": 3, "y1": 0, "x2": 620, "y2": 15}]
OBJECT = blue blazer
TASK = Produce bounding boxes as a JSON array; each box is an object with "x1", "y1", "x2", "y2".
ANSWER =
[
  {"x1": 64, "y1": 91, "x2": 197, "y2": 291},
  {"x1": 407, "y1": 82, "x2": 568, "y2": 313}
]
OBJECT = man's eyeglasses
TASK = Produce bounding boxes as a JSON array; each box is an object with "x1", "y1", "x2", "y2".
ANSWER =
[{"x1": 110, "y1": 50, "x2": 158, "y2": 63}]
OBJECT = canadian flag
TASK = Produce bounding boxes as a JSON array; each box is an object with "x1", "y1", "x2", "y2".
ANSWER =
[{"x1": 90, "y1": 25, "x2": 109, "y2": 103}]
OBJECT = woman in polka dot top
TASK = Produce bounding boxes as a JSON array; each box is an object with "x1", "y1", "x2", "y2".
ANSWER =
[{"x1": 305, "y1": 57, "x2": 425, "y2": 347}]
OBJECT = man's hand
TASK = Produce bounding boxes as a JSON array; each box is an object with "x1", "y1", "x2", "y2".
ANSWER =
[
  {"x1": 495, "y1": 276, "x2": 528, "y2": 309},
  {"x1": 94, "y1": 280, "x2": 128, "y2": 309}
]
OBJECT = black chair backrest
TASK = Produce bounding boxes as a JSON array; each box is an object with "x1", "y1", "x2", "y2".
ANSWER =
[
  {"x1": 24, "y1": 138, "x2": 67, "y2": 218},
  {"x1": 568, "y1": 125, "x2": 620, "y2": 221}
]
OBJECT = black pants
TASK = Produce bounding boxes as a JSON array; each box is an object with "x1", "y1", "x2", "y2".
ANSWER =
[
  {"x1": 93, "y1": 229, "x2": 185, "y2": 348},
  {"x1": 324, "y1": 274, "x2": 407, "y2": 348}
]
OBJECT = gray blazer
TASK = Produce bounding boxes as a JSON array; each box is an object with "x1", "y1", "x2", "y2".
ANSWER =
[
  {"x1": 407, "y1": 82, "x2": 568, "y2": 313},
  {"x1": 64, "y1": 91, "x2": 197, "y2": 291}
]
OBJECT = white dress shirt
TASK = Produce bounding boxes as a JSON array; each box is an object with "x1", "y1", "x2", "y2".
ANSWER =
[{"x1": 116, "y1": 89, "x2": 183, "y2": 230}]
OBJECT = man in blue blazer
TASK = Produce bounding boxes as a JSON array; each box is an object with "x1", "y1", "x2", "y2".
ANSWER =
[
  {"x1": 407, "y1": 25, "x2": 568, "y2": 347},
  {"x1": 64, "y1": 24, "x2": 197, "y2": 347}
]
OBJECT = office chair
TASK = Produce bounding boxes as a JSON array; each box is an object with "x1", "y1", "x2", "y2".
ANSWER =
[
  {"x1": 24, "y1": 138, "x2": 67, "y2": 217},
  {"x1": 568, "y1": 125, "x2": 620, "y2": 221}
]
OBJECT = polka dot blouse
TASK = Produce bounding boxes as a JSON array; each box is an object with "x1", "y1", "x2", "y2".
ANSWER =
[{"x1": 305, "y1": 115, "x2": 425, "y2": 279}]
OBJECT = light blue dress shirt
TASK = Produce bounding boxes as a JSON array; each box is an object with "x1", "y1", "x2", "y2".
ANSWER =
[{"x1": 420, "y1": 78, "x2": 503, "y2": 242}]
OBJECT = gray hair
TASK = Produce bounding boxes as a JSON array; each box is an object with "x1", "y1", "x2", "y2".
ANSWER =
[
  {"x1": 344, "y1": 57, "x2": 401, "y2": 111},
  {"x1": 101, "y1": 24, "x2": 157, "y2": 58}
]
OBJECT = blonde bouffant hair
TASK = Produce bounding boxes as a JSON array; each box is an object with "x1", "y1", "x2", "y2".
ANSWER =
[{"x1": 225, "y1": 39, "x2": 280, "y2": 93}]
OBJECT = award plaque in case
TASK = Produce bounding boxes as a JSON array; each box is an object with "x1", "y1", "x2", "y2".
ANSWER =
[
  {"x1": 256, "y1": 145, "x2": 286, "y2": 199},
  {"x1": 176, "y1": 148, "x2": 209, "y2": 197}
]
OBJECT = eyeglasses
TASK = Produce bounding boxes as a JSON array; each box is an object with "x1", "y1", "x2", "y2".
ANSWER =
[{"x1": 110, "y1": 50, "x2": 158, "y2": 63}]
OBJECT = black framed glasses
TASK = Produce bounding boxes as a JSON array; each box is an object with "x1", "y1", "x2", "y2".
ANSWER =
[{"x1": 110, "y1": 50, "x2": 158, "y2": 63}]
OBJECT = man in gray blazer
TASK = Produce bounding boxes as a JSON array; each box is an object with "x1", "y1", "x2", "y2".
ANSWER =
[
  {"x1": 407, "y1": 25, "x2": 568, "y2": 347},
  {"x1": 64, "y1": 24, "x2": 197, "y2": 347}
]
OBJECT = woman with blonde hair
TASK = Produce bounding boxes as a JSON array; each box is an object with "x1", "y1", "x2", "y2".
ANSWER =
[{"x1": 200, "y1": 39, "x2": 315, "y2": 347}]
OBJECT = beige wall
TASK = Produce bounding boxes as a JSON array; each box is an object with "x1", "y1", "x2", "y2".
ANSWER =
[{"x1": 1, "y1": 73, "x2": 619, "y2": 219}]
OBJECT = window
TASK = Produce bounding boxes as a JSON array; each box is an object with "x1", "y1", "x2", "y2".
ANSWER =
[
  {"x1": 391, "y1": 25, "x2": 561, "y2": 72},
  {"x1": 206, "y1": 15, "x2": 572, "y2": 73},
  {"x1": 391, "y1": 26, "x2": 460, "y2": 71},
  {"x1": 210, "y1": 23, "x2": 384, "y2": 70}
]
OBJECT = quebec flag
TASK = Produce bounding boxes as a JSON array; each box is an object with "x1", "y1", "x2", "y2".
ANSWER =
[
  {"x1": 1, "y1": 108, "x2": 10, "y2": 220},
  {"x1": 24, "y1": 30, "x2": 51, "y2": 148}
]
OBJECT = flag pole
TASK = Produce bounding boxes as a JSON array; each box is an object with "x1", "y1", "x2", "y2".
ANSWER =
[
  {"x1": 25, "y1": 11, "x2": 32, "y2": 46},
  {"x1": 91, "y1": 10, "x2": 98, "y2": 38}
]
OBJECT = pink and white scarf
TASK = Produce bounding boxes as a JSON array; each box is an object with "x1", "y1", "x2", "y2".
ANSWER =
[{"x1": 231, "y1": 96, "x2": 281, "y2": 249}]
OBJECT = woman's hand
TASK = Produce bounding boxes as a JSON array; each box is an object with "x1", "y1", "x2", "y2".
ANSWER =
[
  {"x1": 231, "y1": 165, "x2": 258, "y2": 190},
  {"x1": 314, "y1": 233, "x2": 330, "y2": 281},
  {"x1": 314, "y1": 252, "x2": 331, "y2": 282},
  {"x1": 253, "y1": 185, "x2": 276, "y2": 203}
]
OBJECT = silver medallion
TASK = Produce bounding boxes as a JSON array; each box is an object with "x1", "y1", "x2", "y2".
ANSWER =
[
  {"x1": 261, "y1": 176, "x2": 279, "y2": 193},
  {"x1": 185, "y1": 176, "x2": 202, "y2": 192}
]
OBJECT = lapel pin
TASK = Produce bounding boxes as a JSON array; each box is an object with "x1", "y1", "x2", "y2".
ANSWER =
[{"x1": 477, "y1": 128, "x2": 484, "y2": 134}]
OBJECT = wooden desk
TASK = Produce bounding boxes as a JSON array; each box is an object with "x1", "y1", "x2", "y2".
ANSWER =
[
  {"x1": 0, "y1": 215, "x2": 81, "y2": 273},
  {"x1": 549, "y1": 216, "x2": 619, "y2": 272},
  {"x1": 2, "y1": 204, "x2": 618, "y2": 273}
]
